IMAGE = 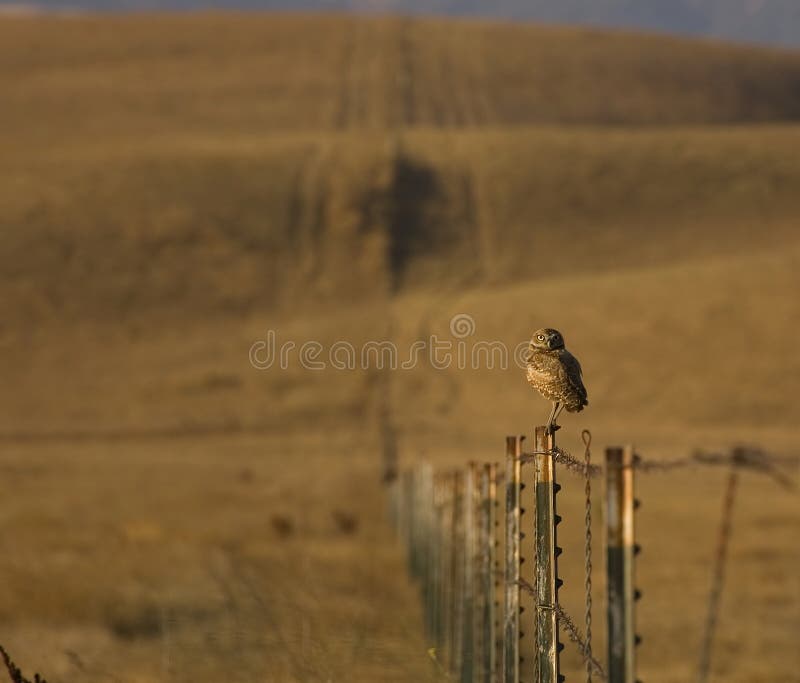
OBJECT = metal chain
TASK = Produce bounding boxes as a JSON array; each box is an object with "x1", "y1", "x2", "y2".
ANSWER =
[{"x1": 582, "y1": 430, "x2": 593, "y2": 683}]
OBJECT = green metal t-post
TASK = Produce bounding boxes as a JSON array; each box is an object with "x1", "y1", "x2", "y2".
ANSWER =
[{"x1": 534, "y1": 425, "x2": 562, "y2": 683}]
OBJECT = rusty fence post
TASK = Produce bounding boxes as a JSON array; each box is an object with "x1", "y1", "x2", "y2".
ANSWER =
[
  {"x1": 534, "y1": 426, "x2": 562, "y2": 683},
  {"x1": 503, "y1": 436, "x2": 523, "y2": 683},
  {"x1": 605, "y1": 446, "x2": 639, "y2": 683}
]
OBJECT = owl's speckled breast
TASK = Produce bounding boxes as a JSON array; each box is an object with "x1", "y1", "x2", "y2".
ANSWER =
[{"x1": 526, "y1": 348, "x2": 588, "y2": 413}]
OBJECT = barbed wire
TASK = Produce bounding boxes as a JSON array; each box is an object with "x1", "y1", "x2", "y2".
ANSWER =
[
  {"x1": 0, "y1": 645, "x2": 47, "y2": 683},
  {"x1": 556, "y1": 604, "x2": 607, "y2": 682},
  {"x1": 518, "y1": 578, "x2": 606, "y2": 679},
  {"x1": 520, "y1": 445, "x2": 797, "y2": 490},
  {"x1": 397, "y1": 433, "x2": 796, "y2": 683},
  {"x1": 520, "y1": 447, "x2": 603, "y2": 477},
  {"x1": 696, "y1": 447, "x2": 797, "y2": 491}
]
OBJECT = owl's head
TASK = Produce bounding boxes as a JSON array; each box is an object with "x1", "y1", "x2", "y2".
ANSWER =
[{"x1": 530, "y1": 328, "x2": 565, "y2": 351}]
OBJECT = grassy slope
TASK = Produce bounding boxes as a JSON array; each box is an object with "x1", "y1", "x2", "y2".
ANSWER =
[
  {"x1": 0, "y1": 436, "x2": 437, "y2": 683},
  {"x1": 3, "y1": 14, "x2": 800, "y2": 326},
  {"x1": 2, "y1": 246, "x2": 798, "y2": 682},
  {"x1": 5, "y1": 243, "x2": 798, "y2": 449},
  {"x1": 3, "y1": 125, "x2": 800, "y2": 325},
  {"x1": 3, "y1": 13, "x2": 800, "y2": 320},
  {"x1": 3, "y1": 13, "x2": 800, "y2": 138},
  {"x1": 1, "y1": 12, "x2": 799, "y2": 683}
]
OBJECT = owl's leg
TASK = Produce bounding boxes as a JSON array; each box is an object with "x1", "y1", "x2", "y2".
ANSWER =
[
  {"x1": 553, "y1": 403, "x2": 566, "y2": 425},
  {"x1": 546, "y1": 402, "x2": 561, "y2": 434}
]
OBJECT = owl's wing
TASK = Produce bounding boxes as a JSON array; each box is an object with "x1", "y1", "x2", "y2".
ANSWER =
[{"x1": 561, "y1": 351, "x2": 588, "y2": 402}]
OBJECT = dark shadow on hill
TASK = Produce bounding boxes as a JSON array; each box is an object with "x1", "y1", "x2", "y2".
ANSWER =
[{"x1": 386, "y1": 155, "x2": 444, "y2": 292}]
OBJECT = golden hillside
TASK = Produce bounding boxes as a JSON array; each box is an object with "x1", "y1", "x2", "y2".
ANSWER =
[
  {"x1": 0, "y1": 14, "x2": 798, "y2": 683},
  {"x1": 4, "y1": 12, "x2": 800, "y2": 140},
  {"x1": 3, "y1": 13, "x2": 800, "y2": 326},
  {"x1": 4, "y1": 124, "x2": 800, "y2": 326}
]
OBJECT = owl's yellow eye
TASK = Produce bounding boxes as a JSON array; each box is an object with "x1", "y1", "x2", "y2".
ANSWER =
[{"x1": 537, "y1": 335, "x2": 544, "y2": 341}]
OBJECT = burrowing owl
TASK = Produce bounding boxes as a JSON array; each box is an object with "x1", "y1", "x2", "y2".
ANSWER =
[{"x1": 526, "y1": 328, "x2": 588, "y2": 432}]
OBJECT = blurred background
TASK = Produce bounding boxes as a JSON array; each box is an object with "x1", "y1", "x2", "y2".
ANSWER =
[{"x1": 0, "y1": 2, "x2": 798, "y2": 682}]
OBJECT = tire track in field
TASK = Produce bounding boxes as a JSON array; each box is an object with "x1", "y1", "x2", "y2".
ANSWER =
[
  {"x1": 335, "y1": 18, "x2": 370, "y2": 129},
  {"x1": 456, "y1": 167, "x2": 484, "y2": 281},
  {"x1": 285, "y1": 143, "x2": 332, "y2": 292},
  {"x1": 395, "y1": 18, "x2": 417, "y2": 127},
  {"x1": 469, "y1": 29, "x2": 495, "y2": 125},
  {"x1": 334, "y1": 20, "x2": 356, "y2": 129},
  {"x1": 468, "y1": 161, "x2": 499, "y2": 282},
  {"x1": 437, "y1": 32, "x2": 467, "y2": 127},
  {"x1": 386, "y1": 163, "x2": 483, "y2": 427}
]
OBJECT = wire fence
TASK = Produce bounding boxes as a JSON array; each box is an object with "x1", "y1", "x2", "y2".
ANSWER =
[
  {"x1": 1, "y1": 430, "x2": 794, "y2": 683},
  {"x1": 389, "y1": 429, "x2": 798, "y2": 683}
]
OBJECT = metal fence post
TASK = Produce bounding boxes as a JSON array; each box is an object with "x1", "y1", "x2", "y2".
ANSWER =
[
  {"x1": 440, "y1": 474, "x2": 456, "y2": 673},
  {"x1": 431, "y1": 475, "x2": 445, "y2": 653},
  {"x1": 504, "y1": 436, "x2": 523, "y2": 683},
  {"x1": 534, "y1": 425, "x2": 562, "y2": 683},
  {"x1": 412, "y1": 465, "x2": 425, "y2": 582},
  {"x1": 402, "y1": 469, "x2": 416, "y2": 577},
  {"x1": 462, "y1": 463, "x2": 478, "y2": 683},
  {"x1": 480, "y1": 463, "x2": 498, "y2": 683},
  {"x1": 451, "y1": 471, "x2": 466, "y2": 678},
  {"x1": 418, "y1": 463, "x2": 435, "y2": 638},
  {"x1": 388, "y1": 475, "x2": 400, "y2": 535},
  {"x1": 606, "y1": 446, "x2": 638, "y2": 683},
  {"x1": 398, "y1": 469, "x2": 411, "y2": 552}
]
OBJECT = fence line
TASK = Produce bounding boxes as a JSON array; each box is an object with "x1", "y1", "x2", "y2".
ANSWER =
[{"x1": 390, "y1": 432, "x2": 796, "y2": 683}]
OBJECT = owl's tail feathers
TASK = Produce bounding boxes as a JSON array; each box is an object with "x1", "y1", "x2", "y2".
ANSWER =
[{"x1": 566, "y1": 397, "x2": 588, "y2": 413}]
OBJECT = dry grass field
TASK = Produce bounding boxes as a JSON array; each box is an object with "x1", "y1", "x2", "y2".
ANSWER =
[{"x1": 0, "y1": 11, "x2": 798, "y2": 683}]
